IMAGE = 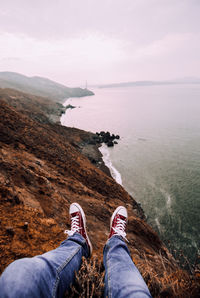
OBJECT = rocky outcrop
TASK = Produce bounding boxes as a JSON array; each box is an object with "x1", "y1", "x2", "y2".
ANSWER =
[
  {"x1": 65, "y1": 104, "x2": 76, "y2": 109},
  {"x1": 92, "y1": 131, "x2": 120, "y2": 147}
]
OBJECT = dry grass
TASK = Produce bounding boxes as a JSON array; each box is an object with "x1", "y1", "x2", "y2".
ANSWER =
[
  {"x1": 134, "y1": 252, "x2": 200, "y2": 297},
  {"x1": 65, "y1": 257, "x2": 105, "y2": 297},
  {"x1": 65, "y1": 255, "x2": 200, "y2": 298}
]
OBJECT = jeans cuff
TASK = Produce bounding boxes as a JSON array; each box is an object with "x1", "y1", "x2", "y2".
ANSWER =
[
  {"x1": 61, "y1": 232, "x2": 89, "y2": 258},
  {"x1": 103, "y1": 234, "x2": 125, "y2": 251}
]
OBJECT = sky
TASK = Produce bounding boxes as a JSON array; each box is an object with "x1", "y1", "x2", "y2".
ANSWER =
[{"x1": 0, "y1": 0, "x2": 200, "y2": 86}]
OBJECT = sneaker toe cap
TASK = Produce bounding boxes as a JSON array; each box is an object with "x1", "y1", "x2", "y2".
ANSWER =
[
  {"x1": 118, "y1": 206, "x2": 128, "y2": 218},
  {"x1": 69, "y1": 203, "x2": 80, "y2": 214}
]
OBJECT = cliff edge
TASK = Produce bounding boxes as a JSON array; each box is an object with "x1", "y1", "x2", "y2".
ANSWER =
[{"x1": 0, "y1": 88, "x2": 199, "y2": 297}]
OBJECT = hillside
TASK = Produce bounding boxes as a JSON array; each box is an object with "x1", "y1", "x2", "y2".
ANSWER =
[
  {"x1": 0, "y1": 88, "x2": 67, "y2": 124},
  {"x1": 0, "y1": 89, "x2": 199, "y2": 297},
  {"x1": 0, "y1": 72, "x2": 94, "y2": 101}
]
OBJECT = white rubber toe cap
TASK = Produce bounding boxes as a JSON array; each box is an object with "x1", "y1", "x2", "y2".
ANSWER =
[
  {"x1": 117, "y1": 206, "x2": 128, "y2": 218},
  {"x1": 69, "y1": 203, "x2": 80, "y2": 214}
]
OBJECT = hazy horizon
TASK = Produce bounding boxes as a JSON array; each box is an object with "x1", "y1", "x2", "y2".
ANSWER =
[{"x1": 1, "y1": 0, "x2": 200, "y2": 86}]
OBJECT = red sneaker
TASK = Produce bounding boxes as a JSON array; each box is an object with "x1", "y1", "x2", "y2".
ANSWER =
[
  {"x1": 65, "y1": 203, "x2": 92, "y2": 256},
  {"x1": 108, "y1": 206, "x2": 128, "y2": 241}
]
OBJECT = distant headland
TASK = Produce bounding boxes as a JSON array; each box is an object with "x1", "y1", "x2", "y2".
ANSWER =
[
  {"x1": 97, "y1": 77, "x2": 200, "y2": 88},
  {"x1": 0, "y1": 71, "x2": 94, "y2": 102}
]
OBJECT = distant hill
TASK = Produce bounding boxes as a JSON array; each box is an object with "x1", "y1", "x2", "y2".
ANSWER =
[
  {"x1": 0, "y1": 72, "x2": 94, "y2": 102},
  {"x1": 98, "y1": 78, "x2": 200, "y2": 88}
]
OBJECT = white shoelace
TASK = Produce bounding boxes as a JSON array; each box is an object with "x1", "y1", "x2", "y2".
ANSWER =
[
  {"x1": 64, "y1": 215, "x2": 82, "y2": 236},
  {"x1": 112, "y1": 217, "x2": 128, "y2": 242}
]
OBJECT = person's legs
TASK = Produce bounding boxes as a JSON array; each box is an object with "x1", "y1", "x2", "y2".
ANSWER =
[
  {"x1": 0, "y1": 233, "x2": 87, "y2": 298},
  {"x1": 0, "y1": 203, "x2": 92, "y2": 298},
  {"x1": 103, "y1": 206, "x2": 152, "y2": 298}
]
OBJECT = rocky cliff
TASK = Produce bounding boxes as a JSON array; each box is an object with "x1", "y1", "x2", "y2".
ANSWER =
[{"x1": 0, "y1": 88, "x2": 199, "y2": 297}]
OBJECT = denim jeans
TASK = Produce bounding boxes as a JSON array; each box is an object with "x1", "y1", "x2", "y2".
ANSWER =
[
  {"x1": 0, "y1": 233, "x2": 152, "y2": 298},
  {"x1": 104, "y1": 235, "x2": 152, "y2": 297}
]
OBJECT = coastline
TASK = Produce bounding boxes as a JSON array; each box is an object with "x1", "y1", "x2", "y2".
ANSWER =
[
  {"x1": 77, "y1": 141, "x2": 112, "y2": 178},
  {"x1": 98, "y1": 144, "x2": 122, "y2": 185},
  {"x1": 60, "y1": 100, "x2": 122, "y2": 183},
  {"x1": 60, "y1": 100, "x2": 145, "y2": 220}
]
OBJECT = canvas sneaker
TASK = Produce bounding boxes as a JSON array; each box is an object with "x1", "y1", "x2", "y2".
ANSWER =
[
  {"x1": 65, "y1": 202, "x2": 93, "y2": 256},
  {"x1": 108, "y1": 206, "x2": 128, "y2": 241}
]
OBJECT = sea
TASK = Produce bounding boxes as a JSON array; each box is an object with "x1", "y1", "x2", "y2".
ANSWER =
[{"x1": 61, "y1": 85, "x2": 200, "y2": 264}]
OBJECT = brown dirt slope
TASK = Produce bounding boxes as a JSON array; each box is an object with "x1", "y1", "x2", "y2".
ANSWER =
[
  {"x1": 0, "y1": 88, "x2": 65, "y2": 124},
  {"x1": 0, "y1": 89, "x2": 199, "y2": 297}
]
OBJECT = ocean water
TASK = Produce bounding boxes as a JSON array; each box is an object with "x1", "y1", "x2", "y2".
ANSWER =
[{"x1": 61, "y1": 85, "x2": 200, "y2": 263}]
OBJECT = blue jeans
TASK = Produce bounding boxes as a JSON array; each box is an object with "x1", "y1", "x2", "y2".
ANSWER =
[
  {"x1": 104, "y1": 236, "x2": 152, "y2": 297},
  {"x1": 0, "y1": 233, "x2": 152, "y2": 298}
]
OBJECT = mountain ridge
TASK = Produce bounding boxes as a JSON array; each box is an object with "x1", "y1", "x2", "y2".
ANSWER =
[
  {"x1": 0, "y1": 71, "x2": 94, "y2": 101},
  {"x1": 97, "y1": 77, "x2": 200, "y2": 88}
]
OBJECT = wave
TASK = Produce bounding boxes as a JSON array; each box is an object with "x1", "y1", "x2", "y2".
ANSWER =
[
  {"x1": 159, "y1": 187, "x2": 172, "y2": 210},
  {"x1": 99, "y1": 144, "x2": 122, "y2": 185},
  {"x1": 155, "y1": 217, "x2": 161, "y2": 232}
]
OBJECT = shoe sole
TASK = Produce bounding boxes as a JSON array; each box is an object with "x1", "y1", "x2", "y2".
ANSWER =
[
  {"x1": 70, "y1": 202, "x2": 93, "y2": 255},
  {"x1": 110, "y1": 206, "x2": 128, "y2": 228}
]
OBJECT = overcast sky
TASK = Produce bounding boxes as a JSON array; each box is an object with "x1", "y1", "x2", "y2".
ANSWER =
[{"x1": 0, "y1": 0, "x2": 200, "y2": 86}]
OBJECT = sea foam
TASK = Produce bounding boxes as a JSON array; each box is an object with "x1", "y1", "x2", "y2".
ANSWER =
[{"x1": 99, "y1": 144, "x2": 122, "y2": 185}]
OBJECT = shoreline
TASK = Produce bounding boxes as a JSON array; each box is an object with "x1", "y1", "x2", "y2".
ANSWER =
[
  {"x1": 60, "y1": 98, "x2": 113, "y2": 178},
  {"x1": 59, "y1": 100, "x2": 145, "y2": 220},
  {"x1": 78, "y1": 141, "x2": 112, "y2": 178},
  {"x1": 60, "y1": 100, "x2": 122, "y2": 182},
  {"x1": 98, "y1": 144, "x2": 122, "y2": 185}
]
